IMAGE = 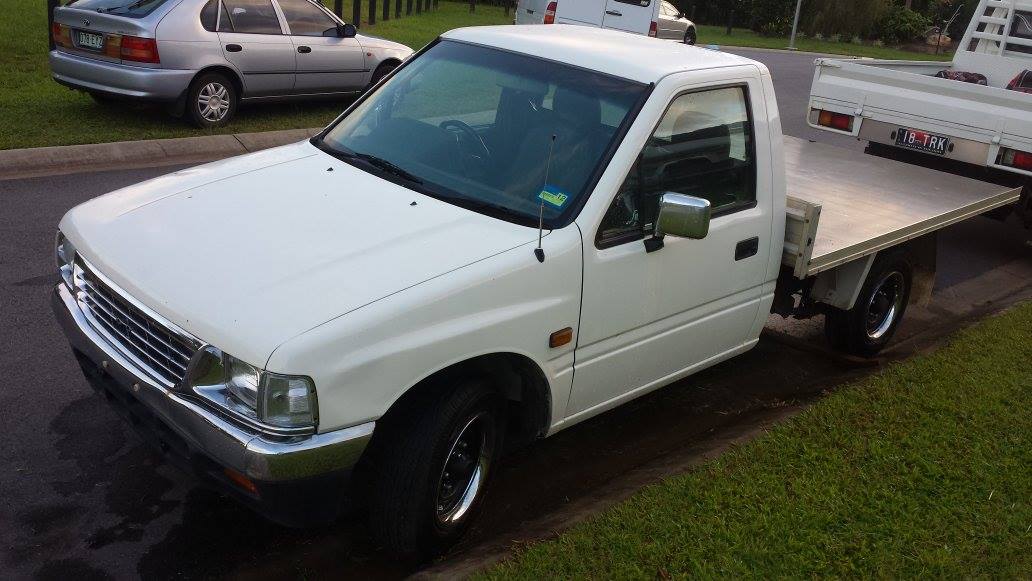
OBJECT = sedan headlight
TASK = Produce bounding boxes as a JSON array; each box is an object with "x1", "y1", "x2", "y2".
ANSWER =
[
  {"x1": 185, "y1": 346, "x2": 318, "y2": 432},
  {"x1": 55, "y1": 231, "x2": 76, "y2": 289}
]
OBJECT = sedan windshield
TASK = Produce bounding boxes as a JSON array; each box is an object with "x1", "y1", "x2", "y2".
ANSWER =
[{"x1": 319, "y1": 40, "x2": 648, "y2": 227}]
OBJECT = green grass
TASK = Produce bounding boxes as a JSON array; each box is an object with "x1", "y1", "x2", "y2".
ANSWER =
[
  {"x1": 482, "y1": 302, "x2": 1032, "y2": 579},
  {"x1": 0, "y1": 0, "x2": 511, "y2": 150},
  {"x1": 698, "y1": 25, "x2": 954, "y2": 61}
]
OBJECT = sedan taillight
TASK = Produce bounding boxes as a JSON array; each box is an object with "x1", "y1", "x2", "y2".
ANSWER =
[
  {"x1": 121, "y1": 35, "x2": 159, "y2": 63},
  {"x1": 648, "y1": 21, "x2": 658, "y2": 37},
  {"x1": 52, "y1": 22, "x2": 72, "y2": 47}
]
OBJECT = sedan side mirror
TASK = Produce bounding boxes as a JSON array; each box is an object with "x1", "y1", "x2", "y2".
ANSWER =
[
  {"x1": 338, "y1": 23, "x2": 357, "y2": 38},
  {"x1": 655, "y1": 193, "x2": 711, "y2": 240}
]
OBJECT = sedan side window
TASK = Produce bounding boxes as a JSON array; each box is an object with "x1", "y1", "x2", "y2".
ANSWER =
[
  {"x1": 278, "y1": 0, "x2": 339, "y2": 37},
  {"x1": 598, "y1": 86, "x2": 757, "y2": 248},
  {"x1": 219, "y1": 0, "x2": 283, "y2": 34}
]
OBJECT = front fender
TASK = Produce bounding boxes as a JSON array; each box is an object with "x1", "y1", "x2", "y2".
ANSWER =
[{"x1": 266, "y1": 226, "x2": 583, "y2": 434}]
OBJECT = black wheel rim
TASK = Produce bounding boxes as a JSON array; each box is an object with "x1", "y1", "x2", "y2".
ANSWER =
[
  {"x1": 434, "y1": 413, "x2": 493, "y2": 527},
  {"x1": 864, "y1": 271, "x2": 905, "y2": 340}
]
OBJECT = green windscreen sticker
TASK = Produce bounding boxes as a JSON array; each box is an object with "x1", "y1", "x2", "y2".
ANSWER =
[{"x1": 538, "y1": 185, "x2": 569, "y2": 208}]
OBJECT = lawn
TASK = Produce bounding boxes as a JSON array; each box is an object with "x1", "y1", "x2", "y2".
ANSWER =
[
  {"x1": 0, "y1": 0, "x2": 511, "y2": 150},
  {"x1": 482, "y1": 302, "x2": 1032, "y2": 579},
  {"x1": 697, "y1": 25, "x2": 954, "y2": 61}
]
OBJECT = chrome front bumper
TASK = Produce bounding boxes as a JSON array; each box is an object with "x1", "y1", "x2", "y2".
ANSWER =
[{"x1": 52, "y1": 283, "x2": 374, "y2": 526}]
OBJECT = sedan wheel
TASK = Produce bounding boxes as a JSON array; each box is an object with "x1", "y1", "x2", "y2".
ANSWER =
[
  {"x1": 684, "y1": 28, "x2": 697, "y2": 45},
  {"x1": 186, "y1": 72, "x2": 238, "y2": 128},
  {"x1": 197, "y1": 82, "x2": 231, "y2": 123}
]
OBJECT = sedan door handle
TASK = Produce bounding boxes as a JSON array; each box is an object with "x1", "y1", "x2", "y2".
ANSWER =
[
  {"x1": 225, "y1": 44, "x2": 242, "y2": 52},
  {"x1": 735, "y1": 237, "x2": 759, "y2": 261},
  {"x1": 297, "y1": 45, "x2": 312, "y2": 53},
  {"x1": 605, "y1": 10, "x2": 622, "y2": 16}
]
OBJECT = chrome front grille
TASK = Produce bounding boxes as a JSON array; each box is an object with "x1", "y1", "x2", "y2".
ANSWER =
[{"x1": 77, "y1": 261, "x2": 199, "y2": 386}]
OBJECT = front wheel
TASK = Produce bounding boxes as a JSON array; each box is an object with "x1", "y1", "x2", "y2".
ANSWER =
[
  {"x1": 365, "y1": 380, "x2": 503, "y2": 560},
  {"x1": 186, "y1": 72, "x2": 237, "y2": 128},
  {"x1": 825, "y1": 254, "x2": 912, "y2": 357},
  {"x1": 684, "y1": 27, "x2": 697, "y2": 45},
  {"x1": 368, "y1": 61, "x2": 398, "y2": 90}
]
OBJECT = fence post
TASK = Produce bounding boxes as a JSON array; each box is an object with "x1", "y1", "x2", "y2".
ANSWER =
[
  {"x1": 369, "y1": 0, "x2": 376, "y2": 25},
  {"x1": 382, "y1": 0, "x2": 389, "y2": 21},
  {"x1": 333, "y1": 0, "x2": 341, "y2": 17},
  {"x1": 48, "y1": 0, "x2": 60, "y2": 50},
  {"x1": 725, "y1": 6, "x2": 734, "y2": 35},
  {"x1": 415, "y1": 0, "x2": 421, "y2": 14},
  {"x1": 353, "y1": 0, "x2": 362, "y2": 27},
  {"x1": 395, "y1": 0, "x2": 401, "y2": 18},
  {"x1": 406, "y1": 0, "x2": 413, "y2": 14},
  {"x1": 469, "y1": 0, "x2": 474, "y2": 12}
]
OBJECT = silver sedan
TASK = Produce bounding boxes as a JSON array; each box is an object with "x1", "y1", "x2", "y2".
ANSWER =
[
  {"x1": 51, "y1": 0, "x2": 413, "y2": 127},
  {"x1": 656, "y1": 0, "x2": 697, "y2": 44}
]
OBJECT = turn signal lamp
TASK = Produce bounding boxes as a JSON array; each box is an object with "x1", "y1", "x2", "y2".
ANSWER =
[{"x1": 543, "y1": 2, "x2": 557, "y2": 24}]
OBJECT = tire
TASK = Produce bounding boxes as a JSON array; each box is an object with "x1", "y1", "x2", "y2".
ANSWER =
[
  {"x1": 186, "y1": 72, "x2": 237, "y2": 128},
  {"x1": 368, "y1": 61, "x2": 398, "y2": 89},
  {"x1": 684, "y1": 27, "x2": 697, "y2": 45},
  {"x1": 365, "y1": 379, "x2": 503, "y2": 560},
  {"x1": 824, "y1": 253, "x2": 913, "y2": 357}
]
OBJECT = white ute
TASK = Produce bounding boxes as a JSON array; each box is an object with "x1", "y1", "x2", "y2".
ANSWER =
[
  {"x1": 808, "y1": 0, "x2": 1032, "y2": 224},
  {"x1": 52, "y1": 25, "x2": 1022, "y2": 559}
]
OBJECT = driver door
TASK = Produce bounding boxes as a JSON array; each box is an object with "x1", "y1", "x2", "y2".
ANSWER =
[
  {"x1": 568, "y1": 76, "x2": 774, "y2": 418},
  {"x1": 275, "y1": 0, "x2": 366, "y2": 93}
]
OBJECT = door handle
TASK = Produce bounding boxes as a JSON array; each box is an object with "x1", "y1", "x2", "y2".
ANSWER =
[
  {"x1": 297, "y1": 45, "x2": 312, "y2": 54},
  {"x1": 735, "y1": 237, "x2": 759, "y2": 261},
  {"x1": 225, "y1": 43, "x2": 242, "y2": 52},
  {"x1": 605, "y1": 10, "x2": 622, "y2": 16}
]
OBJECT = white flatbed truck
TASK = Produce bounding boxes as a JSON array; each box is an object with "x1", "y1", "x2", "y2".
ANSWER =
[
  {"x1": 52, "y1": 25, "x2": 1022, "y2": 559},
  {"x1": 808, "y1": 0, "x2": 1032, "y2": 225}
]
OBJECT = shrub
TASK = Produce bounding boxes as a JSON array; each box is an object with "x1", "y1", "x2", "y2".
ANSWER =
[{"x1": 875, "y1": 5, "x2": 931, "y2": 45}]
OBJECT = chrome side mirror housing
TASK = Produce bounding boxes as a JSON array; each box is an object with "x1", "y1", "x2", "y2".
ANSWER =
[{"x1": 655, "y1": 193, "x2": 711, "y2": 240}]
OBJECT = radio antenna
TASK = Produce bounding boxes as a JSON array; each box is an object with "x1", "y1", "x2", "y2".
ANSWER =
[{"x1": 535, "y1": 133, "x2": 556, "y2": 263}]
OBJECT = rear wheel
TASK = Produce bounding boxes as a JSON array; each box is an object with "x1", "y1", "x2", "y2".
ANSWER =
[
  {"x1": 186, "y1": 72, "x2": 237, "y2": 128},
  {"x1": 825, "y1": 254, "x2": 912, "y2": 357},
  {"x1": 684, "y1": 27, "x2": 697, "y2": 45},
  {"x1": 366, "y1": 379, "x2": 503, "y2": 560}
]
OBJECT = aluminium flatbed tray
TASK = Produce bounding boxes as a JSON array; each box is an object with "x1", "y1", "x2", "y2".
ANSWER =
[{"x1": 781, "y1": 136, "x2": 1022, "y2": 279}]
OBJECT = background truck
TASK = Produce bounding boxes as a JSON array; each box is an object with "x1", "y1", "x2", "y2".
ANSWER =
[
  {"x1": 52, "y1": 25, "x2": 1022, "y2": 561},
  {"x1": 807, "y1": 0, "x2": 1032, "y2": 225}
]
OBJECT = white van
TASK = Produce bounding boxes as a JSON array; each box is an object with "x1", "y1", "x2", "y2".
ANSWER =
[{"x1": 515, "y1": 0, "x2": 661, "y2": 38}]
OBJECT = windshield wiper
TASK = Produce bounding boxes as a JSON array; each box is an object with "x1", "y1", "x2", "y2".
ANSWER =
[{"x1": 347, "y1": 152, "x2": 424, "y2": 185}]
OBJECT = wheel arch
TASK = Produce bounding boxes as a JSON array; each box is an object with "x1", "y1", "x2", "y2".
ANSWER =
[
  {"x1": 376, "y1": 352, "x2": 552, "y2": 453},
  {"x1": 191, "y1": 65, "x2": 244, "y2": 98}
]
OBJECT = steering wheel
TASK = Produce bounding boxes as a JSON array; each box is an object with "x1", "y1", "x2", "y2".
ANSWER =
[{"x1": 439, "y1": 120, "x2": 492, "y2": 174}]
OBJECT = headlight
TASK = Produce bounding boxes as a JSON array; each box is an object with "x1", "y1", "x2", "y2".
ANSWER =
[
  {"x1": 55, "y1": 231, "x2": 76, "y2": 289},
  {"x1": 185, "y1": 347, "x2": 317, "y2": 431}
]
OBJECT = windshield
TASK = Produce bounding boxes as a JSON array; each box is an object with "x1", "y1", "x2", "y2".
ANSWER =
[
  {"x1": 68, "y1": 0, "x2": 171, "y2": 18},
  {"x1": 319, "y1": 40, "x2": 648, "y2": 227}
]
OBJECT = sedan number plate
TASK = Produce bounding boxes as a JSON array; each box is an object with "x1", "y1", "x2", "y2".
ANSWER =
[
  {"x1": 895, "y1": 127, "x2": 951, "y2": 156},
  {"x1": 77, "y1": 31, "x2": 105, "y2": 50}
]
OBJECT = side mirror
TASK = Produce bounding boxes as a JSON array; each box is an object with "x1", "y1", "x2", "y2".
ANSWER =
[
  {"x1": 338, "y1": 23, "x2": 357, "y2": 38},
  {"x1": 655, "y1": 193, "x2": 711, "y2": 240}
]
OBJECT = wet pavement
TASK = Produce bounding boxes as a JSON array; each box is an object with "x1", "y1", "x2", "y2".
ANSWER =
[{"x1": 1, "y1": 49, "x2": 1030, "y2": 580}]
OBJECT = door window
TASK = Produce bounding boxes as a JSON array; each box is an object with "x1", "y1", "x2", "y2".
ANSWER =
[
  {"x1": 278, "y1": 0, "x2": 339, "y2": 36},
  {"x1": 1007, "y1": 11, "x2": 1032, "y2": 55},
  {"x1": 598, "y1": 85, "x2": 757, "y2": 248},
  {"x1": 219, "y1": 0, "x2": 283, "y2": 34}
]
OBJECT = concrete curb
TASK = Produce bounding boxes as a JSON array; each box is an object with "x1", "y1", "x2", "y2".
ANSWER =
[{"x1": 0, "y1": 127, "x2": 323, "y2": 181}]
